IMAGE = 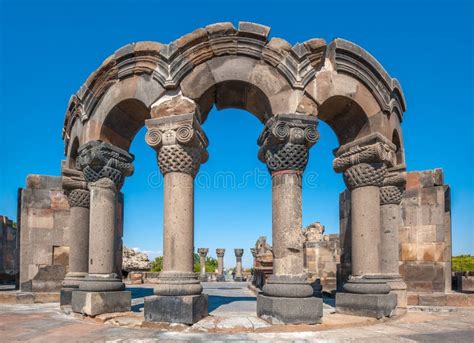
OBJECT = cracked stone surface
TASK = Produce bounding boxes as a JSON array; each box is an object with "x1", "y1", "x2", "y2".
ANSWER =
[{"x1": 1, "y1": 282, "x2": 474, "y2": 341}]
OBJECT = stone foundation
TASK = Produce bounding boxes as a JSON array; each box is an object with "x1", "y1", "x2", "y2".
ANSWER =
[
  {"x1": 257, "y1": 294, "x2": 323, "y2": 324},
  {"x1": 144, "y1": 294, "x2": 208, "y2": 324},
  {"x1": 336, "y1": 292, "x2": 397, "y2": 319},
  {"x1": 71, "y1": 291, "x2": 131, "y2": 316}
]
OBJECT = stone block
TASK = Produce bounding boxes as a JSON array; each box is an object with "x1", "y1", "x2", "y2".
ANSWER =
[
  {"x1": 71, "y1": 291, "x2": 131, "y2": 317},
  {"x1": 418, "y1": 293, "x2": 447, "y2": 306},
  {"x1": 144, "y1": 294, "x2": 208, "y2": 325},
  {"x1": 60, "y1": 288, "x2": 73, "y2": 306},
  {"x1": 257, "y1": 294, "x2": 323, "y2": 324},
  {"x1": 53, "y1": 246, "x2": 69, "y2": 269},
  {"x1": 336, "y1": 292, "x2": 397, "y2": 319}
]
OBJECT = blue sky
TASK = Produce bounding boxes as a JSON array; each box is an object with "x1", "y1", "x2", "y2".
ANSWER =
[{"x1": 0, "y1": 0, "x2": 473, "y2": 268}]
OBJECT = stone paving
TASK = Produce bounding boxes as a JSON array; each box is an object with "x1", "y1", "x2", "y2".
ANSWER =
[{"x1": 1, "y1": 282, "x2": 474, "y2": 342}]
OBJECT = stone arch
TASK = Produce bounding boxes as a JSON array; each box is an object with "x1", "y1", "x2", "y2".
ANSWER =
[
  {"x1": 58, "y1": 22, "x2": 411, "y2": 322},
  {"x1": 392, "y1": 128, "x2": 403, "y2": 165}
]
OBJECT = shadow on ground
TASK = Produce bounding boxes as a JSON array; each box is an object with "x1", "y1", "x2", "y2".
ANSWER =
[{"x1": 208, "y1": 295, "x2": 256, "y2": 312}]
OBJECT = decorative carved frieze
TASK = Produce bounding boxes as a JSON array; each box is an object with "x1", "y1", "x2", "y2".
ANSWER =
[
  {"x1": 76, "y1": 141, "x2": 134, "y2": 189},
  {"x1": 258, "y1": 114, "x2": 319, "y2": 173},
  {"x1": 145, "y1": 113, "x2": 208, "y2": 176}
]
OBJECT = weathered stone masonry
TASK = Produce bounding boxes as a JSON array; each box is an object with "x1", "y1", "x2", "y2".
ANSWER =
[{"x1": 18, "y1": 21, "x2": 448, "y2": 324}]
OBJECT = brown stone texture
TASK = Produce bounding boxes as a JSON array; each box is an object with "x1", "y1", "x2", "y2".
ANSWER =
[
  {"x1": 19, "y1": 174, "x2": 125, "y2": 291},
  {"x1": 305, "y1": 234, "x2": 340, "y2": 293},
  {"x1": 399, "y1": 169, "x2": 451, "y2": 293},
  {"x1": 339, "y1": 168, "x2": 452, "y2": 294},
  {"x1": 0, "y1": 216, "x2": 19, "y2": 284}
]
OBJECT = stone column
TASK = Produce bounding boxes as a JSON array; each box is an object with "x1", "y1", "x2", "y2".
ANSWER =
[
  {"x1": 216, "y1": 248, "x2": 225, "y2": 282},
  {"x1": 333, "y1": 134, "x2": 398, "y2": 319},
  {"x1": 60, "y1": 168, "x2": 90, "y2": 306},
  {"x1": 256, "y1": 113, "x2": 323, "y2": 324},
  {"x1": 144, "y1": 105, "x2": 209, "y2": 324},
  {"x1": 71, "y1": 141, "x2": 134, "y2": 316},
  {"x1": 197, "y1": 248, "x2": 209, "y2": 282},
  {"x1": 380, "y1": 167, "x2": 408, "y2": 313},
  {"x1": 234, "y1": 249, "x2": 244, "y2": 281}
]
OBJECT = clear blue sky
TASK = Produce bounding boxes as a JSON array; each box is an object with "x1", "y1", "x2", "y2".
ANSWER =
[{"x1": 1, "y1": 0, "x2": 473, "y2": 268}]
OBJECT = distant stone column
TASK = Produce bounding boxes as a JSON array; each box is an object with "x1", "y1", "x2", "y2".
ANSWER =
[
  {"x1": 234, "y1": 249, "x2": 244, "y2": 282},
  {"x1": 197, "y1": 248, "x2": 209, "y2": 282},
  {"x1": 216, "y1": 249, "x2": 225, "y2": 282},
  {"x1": 256, "y1": 113, "x2": 323, "y2": 324},
  {"x1": 333, "y1": 136, "x2": 398, "y2": 319},
  {"x1": 143, "y1": 94, "x2": 209, "y2": 324},
  {"x1": 380, "y1": 167, "x2": 408, "y2": 313},
  {"x1": 71, "y1": 141, "x2": 134, "y2": 316},
  {"x1": 60, "y1": 169, "x2": 90, "y2": 306}
]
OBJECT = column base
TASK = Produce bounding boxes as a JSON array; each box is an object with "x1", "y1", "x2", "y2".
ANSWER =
[
  {"x1": 234, "y1": 276, "x2": 243, "y2": 282},
  {"x1": 257, "y1": 294, "x2": 323, "y2": 324},
  {"x1": 216, "y1": 275, "x2": 225, "y2": 282},
  {"x1": 336, "y1": 292, "x2": 397, "y2": 319},
  {"x1": 71, "y1": 291, "x2": 131, "y2": 316},
  {"x1": 144, "y1": 294, "x2": 208, "y2": 324},
  {"x1": 386, "y1": 277, "x2": 407, "y2": 315},
  {"x1": 60, "y1": 288, "x2": 75, "y2": 306},
  {"x1": 79, "y1": 274, "x2": 125, "y2": 292},
  {"x1": 198, "y1": 274, "x2": 208, "y2": 282}
]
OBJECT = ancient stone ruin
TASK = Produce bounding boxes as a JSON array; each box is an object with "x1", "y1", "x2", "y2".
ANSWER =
[{"x1": 16, "y1": 21, "x2": 454, "y2": 325}]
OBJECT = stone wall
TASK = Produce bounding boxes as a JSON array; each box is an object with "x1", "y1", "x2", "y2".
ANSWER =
[
  {"x1": 0, "y1": 215, "x2": 19, "y2": 284},
  {"x1": 400, "y1": 169, "x2": 452, "y2": 293},
  {"x1": 18, "y1": 174, "x2": 125, "y2": 292},
  {"x1": 339, "y1": 168, "x2": 452, "y2": 294},
  {"x1": 305, "y1": 234, "x2": 340, "y2": 294},
  {"x1": 18, "y1": 175, "x2": 70, "y2": 291}
]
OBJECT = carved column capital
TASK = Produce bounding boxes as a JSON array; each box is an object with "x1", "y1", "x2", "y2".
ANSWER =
[
  {"x1": 380, "y1": 168, "x2": 406, "y2": 205},
  {"x1": 197, "y1": 248, "x2": 209, "y2": 258},
  {"x1": 216, "y1": 248, "x2": 225, "y2": 258},
  {"x1": 76, "y1": 141, "x2": 134, "y2": 190},
  {"x1": 257, "y1": 114, "x2": 319, "y2": 173},
  {"x1": 145, "y1": 113, "x2": 208, "y2": 177},
  {"x1": 62, "y1": 168, "x2": 90, "y2": 208},
  {"x1": 333, "y1": 138, "x2": 397, "y2": 190},
  {"x1": 234, "y1": 249, "x2": 244, "y2": 258}
]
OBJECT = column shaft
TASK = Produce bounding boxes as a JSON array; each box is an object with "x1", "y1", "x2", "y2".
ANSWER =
[
  {"x1": 88, "y1": 180, "x2": 117, "y2": 276},
  {"x1": 351, "y1": 185, "x2": 381, "y2": 276},
  {"x1": 380, "y1": 203, "x2": 401, "y2": 275},
  {"x1": 272, "y1": 172, "x2": 303, "y2": 276},
  {"x1": 163, "y1": 172, "x2": 194, "y2": 273},
  {"x1": 68, "y1": 206, "x2": 90, "y2": 275}
]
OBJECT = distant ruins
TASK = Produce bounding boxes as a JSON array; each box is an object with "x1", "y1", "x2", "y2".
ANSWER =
[{"x1": 14, "y1": 22, "x2": 457, "y2": 325}]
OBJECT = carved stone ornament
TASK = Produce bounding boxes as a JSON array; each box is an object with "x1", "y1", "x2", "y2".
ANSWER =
[
  {"x1": 216, "y1": 248, "x2": 225, "y2": 257},
  {"x1": 145, "y1": 113, "x2": 208, "y2": 177},
  {"x1": 76, "y1": 141, "x2": 134, "y2": 189},
  {"x1": 303, "y1": 222, "x2": 325, "y2": 242},
  {"x1": 333, "y1": 141, "x2": 396, "y2": 173},
  {"x1": 257, "y1": 113, "x2": 319, "y2": 173},
  {"x1": 197, "y1": 248, "x2": 209, "y2": 257},
  {"x1": 254, "y1": 236, "x2": 273, "y2": 255},
  {"x1": 380, "y1": 168, "x2": 406, "y2": 205},
  {"x1": 61, "y1": 167, "x2": 90, "y2": 208},
  {"x1": 234, "y1": 249, "x2": 244, "y2": 258}
]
